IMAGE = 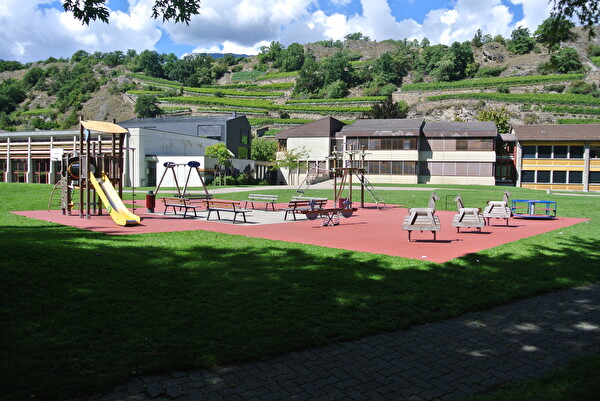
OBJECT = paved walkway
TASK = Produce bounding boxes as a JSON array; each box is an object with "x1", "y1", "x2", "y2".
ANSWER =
[{"x1": 76, "y1": 283, "x2": 600, "y2": 401}]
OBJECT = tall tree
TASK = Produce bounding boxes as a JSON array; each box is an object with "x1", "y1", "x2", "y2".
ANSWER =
[
  {"x1": 62, "y1": 0, "x2": 201, "y2": 25},
  {"x1": 134, "y1": 95, "x2": 161, "y2": 118},
  {"x1": 535, "y1": 15, "x2": 577, "y2": 52},
  {"x1": 205, "y1": 142, "x2": 233, "y2": 171},
  {"x1": 363, "y1": 97, "x2": 409, "y2": 119},
  {"x1": 507, "y1": 26, "x2": 536, "y2": 54}
]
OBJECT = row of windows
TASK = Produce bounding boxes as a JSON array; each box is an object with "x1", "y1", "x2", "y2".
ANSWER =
[
  {"x1": 345, "y1": 137, "x2": 418, "y2": 151},
  {"x1": 364, "y1": 161, "x2": 417, "y2": 175},
  {"x1": 522, "y1": 145, "x2": 586, "y2": 159},
  {"x1": 423, "y1": 138, "x2": 495, "y2": 151},
  {"x1": 520, "y1": 170, "x2": 600, "y2": 184},
  {"x1": 420, "y1": 162, "x2": 494, "y2": 177}
]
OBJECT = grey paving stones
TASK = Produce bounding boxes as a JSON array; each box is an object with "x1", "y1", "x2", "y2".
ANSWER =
[{"x1": 72, "y1": 284, "x2": 600, "y2": 401}]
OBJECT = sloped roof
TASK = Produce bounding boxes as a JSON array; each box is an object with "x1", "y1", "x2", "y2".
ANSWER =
[
  {"x1": 338, "y1": 118, "x2": 424, "y2": 137},
  {"x1": 511, "y1": 124, "x2": 600, "y2": 141},
  {"x1": 275, "y1": 117, "x2": 346, "y2": 139},
  {"x1": 422, "y1": 121, "x2": 497, "y2": 137}
]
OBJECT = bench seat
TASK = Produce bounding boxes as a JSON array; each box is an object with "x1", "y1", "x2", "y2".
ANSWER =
[
  {"x1": 162, "y1": 197, "x2": 198, "y2": 218},
  {"x1": 205, "y1": 200, "x2": 251, "y2": 223},
  {"x1": 244, "y1": 194, "x2": 279, "y2": 211}
]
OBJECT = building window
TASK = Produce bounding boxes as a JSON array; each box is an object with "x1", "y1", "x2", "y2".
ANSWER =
[
  {"x1": 537, "y1": 170, "x2": 551, "y2": 183},
  {"x1": 522, "y1": 146, "x2": 536, "y2": 158},
  {"x1": 569, "y1": 171, "x2": 582, "y2": 184},
  {"x1": 403, "y1": 138, "x2": 417, "y2": 150},
  {"x1": 554, "y1": 146, "x2": 568, "y2": 159},
  {"x1": 569, "y1": 146, "x2": 583, "y2": 158},
  {"x1": 456, "y1": 139, "x2": 469, "y2": 150},
  {"x1": 238, "y1": 147, "x2": 248, "y2": 159},
  {"x1": 590, "y1": 146, "x2": 600, "y2": 159},
  {"x1": 347, "y1": 137, "x2": 417, "y2": 151},
  {"x1": 521, "y1": 170, "x2": 535, "y2": 182},
  {"x1": 0, "y1": 159, "x2": 5, "y2": 182},
  {"x1": 241, "y1": 133, "x2": 249, "y2": 145},
  {"x1": 538, "y1": 146, "x2": 552, "y2": 159},
  {"x1": 365, "y1": 161, "x2": 416, "y2": 175},
  {"x1": 422, "y1": 162, "x2": 492, "y2": 177},
  {"x1": 590, "y1": 171, "x2": 600, "y2": 183},
  {"x1": 552, "y1": 171, "x2": 566, "y2": 183}
]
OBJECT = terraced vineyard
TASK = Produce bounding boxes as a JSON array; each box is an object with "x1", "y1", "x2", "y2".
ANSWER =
[{"x1": 128, "y1": 67, "x2": 600, "y2": 131}]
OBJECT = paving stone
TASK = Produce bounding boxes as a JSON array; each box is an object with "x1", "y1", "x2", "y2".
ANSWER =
[
  {"x1": 144, "y1": 383, "x2": 165, "y2": 399},
  {"x1": 69, "y1": 284, "x2": 599, "y2": 401}
]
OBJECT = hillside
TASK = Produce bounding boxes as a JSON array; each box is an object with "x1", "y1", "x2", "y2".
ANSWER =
[{"x1": 1, "y1": 25, "x2": 600, "y2": 133}]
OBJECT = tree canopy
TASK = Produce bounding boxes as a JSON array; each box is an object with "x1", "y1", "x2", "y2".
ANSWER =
[
  {"x1": 62, "y1": 0, "x2": 201, "y2": 25},
  {"x1": 551, "y1": 0, "x2": 600, "y2": 36}
]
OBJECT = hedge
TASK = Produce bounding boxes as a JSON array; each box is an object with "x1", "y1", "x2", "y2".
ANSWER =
[
  {"x1": 426, "y1": 92, "x2": 600, "y2": 106},
  {"x1": 286, "y1": 96, "x2": 386, "y2": 104},
  {"x1": 403, "y1": 73, "x2": 585, "y2": 91}
]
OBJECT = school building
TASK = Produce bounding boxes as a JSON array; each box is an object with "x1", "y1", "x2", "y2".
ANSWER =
[
  {"x1": 511, "y1": 124, "x2": 600, "y2": 192},
  {"x1": 0, "y1": 115, "x2": 271, "y2": 188}
]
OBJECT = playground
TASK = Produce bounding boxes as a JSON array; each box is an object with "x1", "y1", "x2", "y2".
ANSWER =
[
  {"x1": 3, "y1": 120, "x2": 599, "y2": 401},
  {"x1": 16, "y1": 197, "x2": 586, "y2": 264}
]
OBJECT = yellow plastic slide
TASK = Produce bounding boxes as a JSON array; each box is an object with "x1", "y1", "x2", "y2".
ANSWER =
[{"x1": 89, "y1": 172, "x2": 141, "y2": 226}]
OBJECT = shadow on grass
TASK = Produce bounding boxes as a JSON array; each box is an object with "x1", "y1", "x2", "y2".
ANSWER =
[{"x1": 0, "y1": 224, "x2": 599, "y2": 401}]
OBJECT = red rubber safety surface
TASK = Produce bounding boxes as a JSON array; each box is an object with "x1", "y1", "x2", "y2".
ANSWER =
[{"x1": 14, "y1": 203, "x2": 588, "y2": 264}]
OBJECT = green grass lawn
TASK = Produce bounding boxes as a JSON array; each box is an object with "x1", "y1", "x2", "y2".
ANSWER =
[{"x1": 0, "y1": 183, "x2": 599, "y2": 401}]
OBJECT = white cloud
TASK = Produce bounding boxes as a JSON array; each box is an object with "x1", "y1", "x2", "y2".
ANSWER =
[
  {"x1": 0, "y1": 0, "x2": 161, "y2": 62},
  {"x1": 511, "y1": 0, "x2": 554, "y2": 31},
  {"x1": 329, "y1": 0, "x2": 352, "y2": 6},
  {"x1": 0, "y1": 0, "x2": 556, "y2": 63}
]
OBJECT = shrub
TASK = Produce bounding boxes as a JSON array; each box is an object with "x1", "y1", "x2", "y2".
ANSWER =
[
  {"x1": 497, "y1": 84, "x2": 510, "y2": 93},
  {"x1": 324, "y1": 80, "x2": 348, "y2": 99},
  {"x1": 568, "y1": 80, "x2": 598, "y2": 96},
  {"x1": 380, "y1": 83, "x2": 397, "y2": 97},
  {"x1": 523, "y1": 113, "x2": 540, "y2": 124},
  {"x1": 475, "y1": 66, "x2": 506, "y2": 77},
  {"x1": 544, "y1": 84, "x2": 565, "y2": 93}
]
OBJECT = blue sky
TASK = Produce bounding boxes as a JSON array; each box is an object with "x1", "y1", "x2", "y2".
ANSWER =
[{"x1": 0, "y1": 0, "x2": 551, "y2": 62}]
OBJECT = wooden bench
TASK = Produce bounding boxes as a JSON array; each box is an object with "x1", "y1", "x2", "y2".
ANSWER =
[
  {"x1": 283, "y1": 199, "x2": 328, "y2": 221},
  {"x1": 244, "y1": 194, "x2": 279, "y2": 211},
  {"x1": 162, "y1": 197, "x2": 198, "y2": 218},
  {"x1": 205, "y1": 200, "x2": 251, "y2": 223}
]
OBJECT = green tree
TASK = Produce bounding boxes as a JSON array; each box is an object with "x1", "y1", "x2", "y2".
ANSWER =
[
  {"x1": 472, "y1": 28, "x2": 484, "y2": 47},
  {"x1": 274, "y1": 147, "x2": 309, "y2": 184},
  {"x1": 507, "y1": 26, "x2": 536, "y2": 54},
  {"x1": 62, "y1": 0, "x2": 200, "y2": 25},
  {"x1": 251, "y1": 138, "x2": 277, "y2": 162},
  {"x1": 476, "y1": 106, "x2": 511, "y2": 134},
  {"x1": 344, "y1": 32, "x2": 370, "y2": 41},
  {"x1": 0, "y1": 79, "x2": 26, "y2": 114},
  {"x1": 205, "y1": 142, "x2": 233, "y2": 171},
  {"x1": 363, "y1": 97, "x2": 409, "y2": 119},
  {"x1": 258, "y1": 41, "x2": 284, "y2": 67},
  {"x1": 535, "y1": 15, "x2": 577, "y2": 52},
  {"x1": 22, "y1": 67, "x2": 45, "y2": 90},
  {"x1": 280, "y1": 43, "x2": 305, "y2": 72},
  {"x1": 136, "y1": 50, "x2": 164, "y2": 78},
  {"x1": 320, "y1": 51, "x2": 354, "y2": 87},
  {"x1": 550, "y1": 47, "x2": 583, "y2": 73},
  {"x1": 134, "y1": 95, "x2": 161, "y2": 118},
  {"x1": 293, "y1": 53, "x2": 323, "y2": 95}
]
